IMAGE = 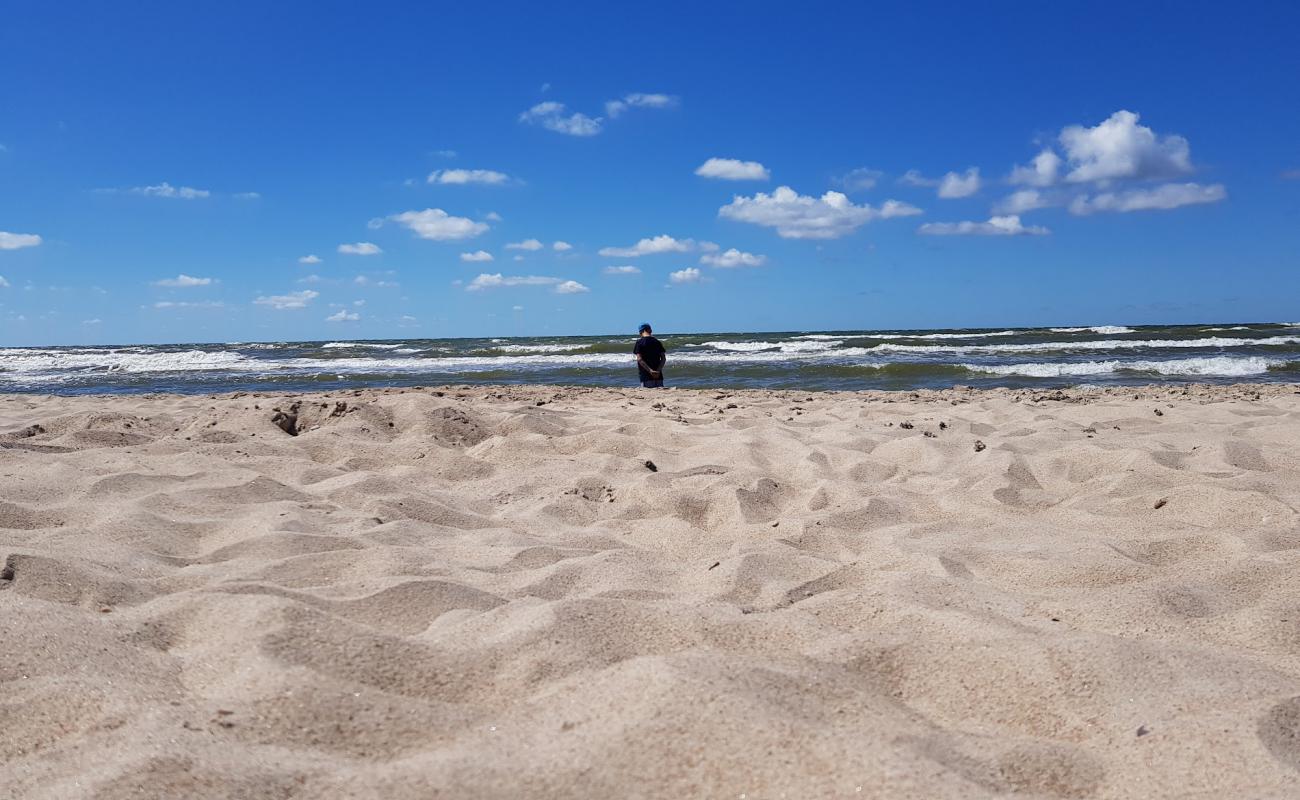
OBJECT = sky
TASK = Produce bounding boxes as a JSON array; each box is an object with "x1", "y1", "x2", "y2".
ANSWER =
[{"x1": 2, "y1": 1, "x2": 1299, "y2": 346}]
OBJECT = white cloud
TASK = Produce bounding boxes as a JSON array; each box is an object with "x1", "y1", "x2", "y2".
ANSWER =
[
  {"x1": 153, "y1": 300, "x2": 225, "y2": 309},
  {"x1": 700, "y1": 248, "x2": 766, "y2": 268},
  {"x1": 993, "y1": 189, "x2": 1058, "y2": 215},
  {"x1": 512, "y1": 305, "x2": 524, "y2": 311},
  {"x1": 338, "y1": 242, "x2": 382, "y2": 255},
  {"x1": 669, "y1": 267, "x2": 702, "y2": 284},
  {"x1": 598, "y1": 234, "x2": 694, "y2": 257},
  {"x1": 297, "y1": 274, "x2": 324, "y2": 284},
  {"x1": 1060, "y1": 110, "x2": 1192, "y2": 184},
  {"x1": 153, "y1": 274, "x2": 213, "y2": 287},
  {"x1": 460, "y1": 250, "x2": 494, "y2": 262},
  {"x1": 506, "y1": 238, "x2": 544, "y2": 251},
  {"x1": 82, "y1": 318, "x2": 101, "y2": 325},
  {"x1": 131, "y1": 182, "x2": 210, "y2": 199},
  {"x1": 233, "y1": 191, "x2": 261, "y2": 200},
  {"x1": 0, "y1": 275, "x2": 9, "y2": 287},
  {"x1": 298, "y1": 254, "x2": 321, "y2": 265},
  {"x1": 605, "y1": 92, "x2": 677, "y2": 118},
  {"x1": 486, "y1": 211, "x2": 503, "y2": 221},
  {"x1": 917, "y1": 215, "x2": 1050, "y2": 236},
  {"x1": 1009, "y1": 149, "x2": 1062, "y2": 187},
  {"x1": 718, "y1": 186, "x2": 921, "y2": 239},
  {"x1": 839, "y1": 168, "x2": 883, "y2": 192},
  {"x1": 466, "y1": 273, "x2": 584, "y2": 293},
  {"x1": 937, "y1": 167, "x2": 981, "y2": 198},
  {"x1": 254, "y1": 289, "x2": 319, "y2": 309},
  {"x1": 552, "y1": 240, "x2": 573, "y2": 251},
  {"x1": 604, "y1": 265, "x2": 641, "y2": 275},
  {"x1": 0, "y1": 232, "x2": 42, "y2": 250},
  {"x1": 434, "y1": 149, "x2": 458, "y2": 158},
  {"x1": 519, "y1": 102, "x2": 603, "y2": 136},
  {"x1": 389, "y1": 208, "x2": 489, "y2": 240},
  {"x1": 695, "y1": 158, "x2": 770, "y2": 181},
  {"x1": 326, "y1": 309, "x2": 360, "y2": 322},
  {"x1": 427, "y1": 169, "x2": 510, "y2": 185},
  {"x1": 1069, "y1": 182, "x2": 1226, "y2": 215},
  {"x1": 899, "y1": 169, "x2": 939, "y2": 187}
]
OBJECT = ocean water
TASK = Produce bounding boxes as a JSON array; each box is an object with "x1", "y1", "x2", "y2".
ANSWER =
[{"x1": 3, "y1": 323, "x2": 1300, "y2": 394}]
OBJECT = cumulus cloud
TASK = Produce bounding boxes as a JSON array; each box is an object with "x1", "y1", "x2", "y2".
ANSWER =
[
  {"x1": 460, "y1": 250, "x2": 494, "y2": 262},
  {"x1": 718, "y1": 186, "x2": 921, "y2": 239},
  {"x1": 298, "y1": 254, "x2": 321, "y2": 265},
  {"x1": 506, "y1": 239, "x2": 544, "y2": 251},
  {"x1": 605, "y1": 92, "x2": 677, "y2": 118},
  {"x1": 153, "y1": 274, "x2": 213, "y2": 287},
  {"x1": 326, "y1": 309, "x2": 360, "y2": 322},
  {"x1": 428, "y1": 169, "x2": 511, "y2": 185},
  {"x1": 993, "y1": 189, "x2": 1058, "y2": 215},
  {"x1": 899, "y1": 169, "x2": 938, "y2": 187},
  {"x1": 466, "y1": 273, "x2": 587, "y2": 294},
  {"x1": 937, "y1": 168, "x2": 981, "y2": 198},
  {"x1": 700, "y1": 248, "x2": 766, "y2": 268},
  {"x1": 917, "y1": 215, "x2": 1050, "y2": 236},
  {"x1": 1069, "y1": 182, "x2": 1226, "y2": 215},
  {"x1": 0, "y1": 232, "x2": 42, "y2": 250},
  {"x1": 1060, "y1": 110, "x2": 1192, "y2": 184},
  {"x1": 838, "y1": 168, "x2": 883, "y2": 192},
  {"x1": 338, "y1": 241, "x2": 382, "y2": 255},
  {"x1": 389, "y1": 208, "x2": 489, "y2": 240},
  {"x1": 1009, "y1": 149, "x2": 1062, "y2": 187},
  {"x1": 254, "y1": 289, "x2": 319, "y2": 309},
  {"x1": 695, "y1": 158, "x2": 770, "y2": 181},
  {"x1": 603, "y1": 265, "x2": 641, "y2": 275},
  {"x1": 552, "y1": 241, "x2": 573, "y2": 251},
  {"x1": 518, "y1": 102, "x2": 603, "y2": 136},
  {"x1": 669, "y1": 267, "x2": 702, "y2": 284},
  {"x1": 131, "y1": 182, "x2": 210, "y2": 199},
  {"x1": 598, "y1": 234, "x2": 694, "y2": 257}
]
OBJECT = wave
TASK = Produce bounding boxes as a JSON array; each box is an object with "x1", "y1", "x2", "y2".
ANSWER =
[
  {"x1": 0, "y1": 349, "x2": 261, "y2": 380},
  {"x1": 321, "y1": 342, "x2": 404, "y2": 350},
  {"x1": 1048, "y1": 325, "x2": 1136, "y2": 334},
  {"x1": 704, "y1": 340, "x2": 841, "y2": 353},
  {"x1": 871, "y1": 335, "x2": 1300, "y2": 355},
  {"x1": 793, "y1": 330, "x2": 1021, "y2": 340},
  {"x1": 963, "y1": 356, "x2": 1284, "y2": 378},
  {"x1": 489, "y1": 343, "x2": 593, "y2": 354}
]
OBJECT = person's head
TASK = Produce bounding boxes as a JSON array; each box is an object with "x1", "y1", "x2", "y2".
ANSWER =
[{"x1": 638, "y1": 322, "x2": 652, "y2": 337}]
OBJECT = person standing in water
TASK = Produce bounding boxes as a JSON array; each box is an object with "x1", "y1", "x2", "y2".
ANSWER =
[{"x1": 633, "y1": 322, "x2": 666, "y2": 388}]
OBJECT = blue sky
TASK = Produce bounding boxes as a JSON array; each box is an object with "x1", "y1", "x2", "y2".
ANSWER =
[{"x1": 2, "y1": 1, "x2": 1298, "y2": 346}]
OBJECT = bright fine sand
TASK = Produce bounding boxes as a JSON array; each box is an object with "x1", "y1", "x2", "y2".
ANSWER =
[{"x1": 4, "y1": 383, "x2": 1300, "y2": 799}]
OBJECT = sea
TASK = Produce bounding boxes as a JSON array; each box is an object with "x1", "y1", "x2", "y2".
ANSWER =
[{"x1": 3, "y1": 322, "x2": 1300, "y2": 395}]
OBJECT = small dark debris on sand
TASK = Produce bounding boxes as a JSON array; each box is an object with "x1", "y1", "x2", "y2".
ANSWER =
[
  {"x1": 973, "y1": 440, "x2": 986, "y2": 452},
  {"x1": 644, "y1": 460, "x2": 658, "y2": 472},
  {"x1": 1154, "y1": 498, "x2": 1168, "y2": 509}
]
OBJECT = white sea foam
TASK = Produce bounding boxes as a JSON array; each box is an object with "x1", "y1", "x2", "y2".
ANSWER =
[
  {"x1": 491, "y1": 343, "x2": 592, "y2": 354},
  {"x1": 321, "y1": 342, "x2": 404, "y2": 350},
  {"x1": 0, "y1": 348, "x2": 261, "y2": 381},
  {"x1": 964, "y1": 356, "x2": 1283, "y2": 378},
  {"x1": 706, "y1": 340, "x2": 842, "y2": 353},
  {"x1": 871, "y1": 335, "x2": 1300, "y2": 355},
  {"x1": 795, "y1": 330, "x2": 1020, "y2": 340},
  {"x1": 1048, "y1": 325, "x2": 1136, "y2": 334}
]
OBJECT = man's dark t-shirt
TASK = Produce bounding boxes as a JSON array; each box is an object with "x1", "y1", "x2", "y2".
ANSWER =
[{"x1": 633, "y1": 336, "x2": 666, "y2": 382}]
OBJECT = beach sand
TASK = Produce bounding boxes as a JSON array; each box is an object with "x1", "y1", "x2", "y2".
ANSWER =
[{"x1": 3, "y1": 383, "x2": 1300, "y2": 798}]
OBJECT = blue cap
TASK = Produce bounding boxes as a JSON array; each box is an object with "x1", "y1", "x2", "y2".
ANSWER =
[{"x1": 638, "y1": 322, "x2": 652, "y2": 333}]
